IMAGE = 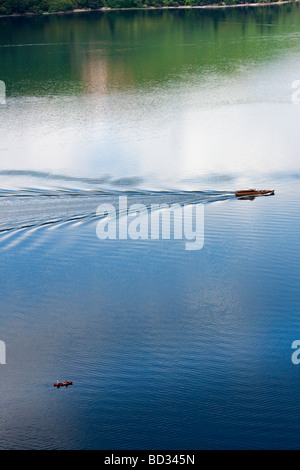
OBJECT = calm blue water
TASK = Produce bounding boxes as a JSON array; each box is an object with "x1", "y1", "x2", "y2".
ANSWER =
[
  {"x1": 0, "y1": 180, "x2": 299, "y2": 449},
  {"x1": 1, "y1": 6, "x2": 300, "y2": 449}
]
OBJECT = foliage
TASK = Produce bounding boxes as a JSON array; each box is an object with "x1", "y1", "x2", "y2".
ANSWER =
[{"x1": 0, "y1": 0, "x2": 285, "y2": 16}]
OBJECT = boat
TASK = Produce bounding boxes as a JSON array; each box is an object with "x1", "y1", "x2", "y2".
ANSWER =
[
  {"x1": 54, "y1": 381, "x2": 73, "y2": 388},
  {"x1": 235, "y1": 189, "x2": 275, "y2": 197}
]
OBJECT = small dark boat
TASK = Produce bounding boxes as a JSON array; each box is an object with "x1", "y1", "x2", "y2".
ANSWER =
[
  {"x1": 235, "y1": 189, "x2": 275, "y2": 198},
  {"x1": 54, "y1": 381, "x2": 73, "y2": 388}
]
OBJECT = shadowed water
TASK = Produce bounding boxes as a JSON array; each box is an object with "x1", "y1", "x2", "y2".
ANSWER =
[{"x1": 0, "y1": 181, "x2": 299, "y2": 449}]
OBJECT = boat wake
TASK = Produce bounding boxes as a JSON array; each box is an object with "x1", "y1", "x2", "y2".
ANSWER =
[{"x1": 0, "y1": 188, "x2": 235, "y2": 235}]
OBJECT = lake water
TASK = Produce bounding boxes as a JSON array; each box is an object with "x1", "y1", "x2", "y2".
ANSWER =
[{"x1": 0, "y1": 5, "x2": 300, "y2": 450}]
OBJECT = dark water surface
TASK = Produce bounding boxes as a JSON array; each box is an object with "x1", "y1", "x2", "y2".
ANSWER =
[
  {"x1": 0, "y1": 182, "x2": 299, "y2": 450},
  {"x1": 0, "y1": 6, "x2": 300, "y2": 449}
]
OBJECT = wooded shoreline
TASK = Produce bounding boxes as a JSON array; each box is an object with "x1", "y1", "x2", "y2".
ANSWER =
[{"x1": 0, "y1": 0, "x2": 298, "y2": 20}]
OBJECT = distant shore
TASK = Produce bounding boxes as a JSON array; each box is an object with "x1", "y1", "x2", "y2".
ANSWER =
[{"x1": 0, "y1": 1, "x2": 298, "y2": 20}]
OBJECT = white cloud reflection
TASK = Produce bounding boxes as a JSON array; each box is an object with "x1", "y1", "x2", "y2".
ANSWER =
[{"x1": 1, "y1": 55, "x2": 300, "y2": 191}]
